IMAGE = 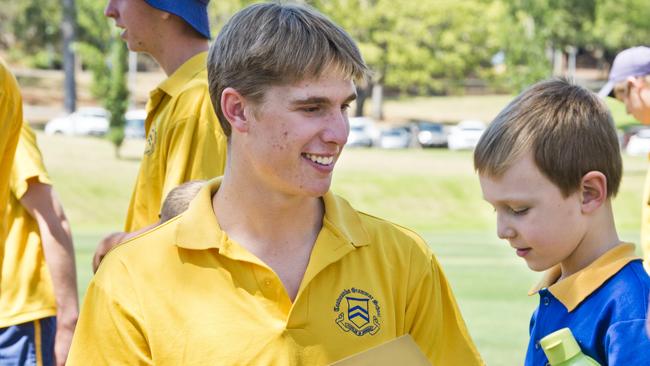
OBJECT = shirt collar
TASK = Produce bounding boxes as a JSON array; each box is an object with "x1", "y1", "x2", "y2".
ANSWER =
[
  {"x1": 175, "y1": 177, "x2": 371, "y2": 251},
  {"x1": 154, "y1": 51, "x2": 208, "y2": 98},
  {"x1": 528, "y1": 243, "x2": 641, "y2": 312}
]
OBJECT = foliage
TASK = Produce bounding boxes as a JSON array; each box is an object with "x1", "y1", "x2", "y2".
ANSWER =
[{"x1": 104, "y1": 39, "x2": 129, "y2": 159}]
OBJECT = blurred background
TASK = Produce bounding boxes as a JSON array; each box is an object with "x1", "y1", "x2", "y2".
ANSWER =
[{"x1": 1, "y1": 0, "x2": 649, "y2": 364}]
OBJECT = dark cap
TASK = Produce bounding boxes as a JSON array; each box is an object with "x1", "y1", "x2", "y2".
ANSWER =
[
  {"x1": 599, "y1": 46, "x2": 650, "y2": 98},
  {"x1": 144, "y1": 0, "x2": 211, "y2": 39}
]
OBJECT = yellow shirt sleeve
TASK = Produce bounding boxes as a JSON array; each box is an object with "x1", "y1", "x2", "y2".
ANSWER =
[
  {"x1": 406, "y1": 252, "x2": 484, "y2": 365},
  {"x1": 10, "y1": 123, "x2": 51, "y2": 199},
  {"x1": 67, "y1": 258, "x2": 152, "y2": 366}
]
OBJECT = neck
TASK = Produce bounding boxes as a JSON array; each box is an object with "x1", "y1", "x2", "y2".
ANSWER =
[
  {"x1": 560, "y1": 201, "x2": 620, "y2": 279},
  {"x1": 212, "y1": 165, "x2": 325, "y2": 253},
  {"x1": 151, "y1": 37, "x2": 208, "y2": 76}
]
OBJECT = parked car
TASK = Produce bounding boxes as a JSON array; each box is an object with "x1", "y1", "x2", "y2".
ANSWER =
[
  {"x1": 411, "y1": 120, "x2": 448, "y2": 148},
  {"x1": 347, "y1": 116, "x2": 375, "y2": 147},
  {"x1": 124, "y1": 109, "x2": 147, "y2": 139},
  {"x1": 44, "y1": 107, "x2": 109, "y2": 136},
  {"x1": 626, "y1": 128, "x2": 650, "y2": 156},
  {"x1": 447, "y1": 120, "x2": 486, "y2": 150},
  {"x1": 378, "y1": 127, "x2": 411, "y2": 149}
]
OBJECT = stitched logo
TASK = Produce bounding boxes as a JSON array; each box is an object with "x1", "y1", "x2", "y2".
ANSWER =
[
  {"x1": 334, "y1": 288, "x2": 381, "y2": 336},
  {"x1": 144, "y1": 125, "x2": 157, "y2": 155}
]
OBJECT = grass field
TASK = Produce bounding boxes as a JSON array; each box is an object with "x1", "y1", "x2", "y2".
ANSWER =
[{"x1": 36, "y1": 131, "x2": 647, "y2": 365}]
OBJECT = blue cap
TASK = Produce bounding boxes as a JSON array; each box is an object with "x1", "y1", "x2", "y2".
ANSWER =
[
  {"x1": 144, "y1": 0, "x2": 211, "y2": 39},
  {"x1": 599, "y1": 46, "x2": 650, "y2": 97}
]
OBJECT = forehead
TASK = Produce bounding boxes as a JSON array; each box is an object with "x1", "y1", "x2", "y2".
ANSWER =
[
  {"x1": 479, "y1": 152, "x2": 558, "y2": 203},
  {"x1": 264, "y1": 69, "x2": 356, "y2": 103}
]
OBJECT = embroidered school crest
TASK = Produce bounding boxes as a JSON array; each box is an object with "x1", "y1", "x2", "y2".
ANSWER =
[
  {"x1": 334, "y1": 288, "x2": 381, "y2": 336},
  {"x1": 144, "y1": 125, "x2": 157, "y2": 155}
]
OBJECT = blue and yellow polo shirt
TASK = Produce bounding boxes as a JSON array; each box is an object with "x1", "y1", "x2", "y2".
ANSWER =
[
  {"x1": 69, "y1": 178, "x2": 483, "y2": 365},
  {"x1": 124, "y1": 51, "x2": 227, "y2": 232},
  {"x1": 525, "y1": 244, "x2": 650, "y2": 365}
]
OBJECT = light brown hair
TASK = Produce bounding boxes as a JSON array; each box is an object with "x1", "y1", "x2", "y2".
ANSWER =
[
  {"x1": 474, "y1": 78, "x2": 622, "y2": 197},
  {"x1": 207, "y1": 2, "x2": 370, "y2": 137},
  {"x1": 160, "y1": 180, "x2": 206, "y2": 222}
]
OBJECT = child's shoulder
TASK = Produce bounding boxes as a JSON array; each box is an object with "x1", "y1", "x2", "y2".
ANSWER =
[{"x1": 597, "y1": 260, "x2": 650, "y2": 317}]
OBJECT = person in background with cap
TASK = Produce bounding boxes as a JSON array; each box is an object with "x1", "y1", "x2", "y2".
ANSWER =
[
  {"x1": 599, "y1": 46, "x2": 650, "y2": 273},
  {"x1": 93, "y1": 0, "x2": 227, "y2": 271}
]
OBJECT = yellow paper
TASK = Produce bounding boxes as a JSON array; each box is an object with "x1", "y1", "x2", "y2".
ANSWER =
[{"x1": 329, "y1": 335, "x2": 431, "y2": 366}]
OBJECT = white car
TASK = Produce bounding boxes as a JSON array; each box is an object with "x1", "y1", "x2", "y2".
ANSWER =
[
  {"x1": 447, "y1": 120, "x2": 486, "y2": 150},
  {"x1": 626, "y1": 128, "x2": 650, "y2": 156},
  {"x1": 124, "y1": 109, "x2": 147, "y2": 139},
  {"x1": 347, "y1": 116, "x2": 375, "y2": 147},
  {"x1": 44, "y1": 107, "x2": 109, "y2": 136},
  {"x1": 378, "y1": 127, "x2": 411, "y2": 149}
]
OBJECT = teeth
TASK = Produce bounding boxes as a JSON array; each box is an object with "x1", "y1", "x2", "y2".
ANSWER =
[{"x1": 305, "y1": 154, "x2": 334, "y2": 165}]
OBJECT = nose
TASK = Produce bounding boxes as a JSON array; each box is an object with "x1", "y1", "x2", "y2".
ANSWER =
[
  {"x1": 496, "y1": 214, "x2": 516, "y2": 240},
  {"x1": 322, "y1": 110, "x2": 350, "y2": 147},
  {"x1": 104, "y1": 0, "x2": 117, "y2": 18}
]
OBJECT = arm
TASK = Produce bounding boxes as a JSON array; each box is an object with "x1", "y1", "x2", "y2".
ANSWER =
[{"x1": 19, "y1": 179, "x2": 78, "y2": 366}]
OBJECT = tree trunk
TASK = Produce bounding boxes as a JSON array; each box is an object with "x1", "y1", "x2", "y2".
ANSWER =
[
  {"x1": 371, "y1": 83, "x2": 384, "y2": 121},
  {"x1": 61, "y1": 0, "x2": 77, "y2": 113},
  {"x1": 354, "y1": 85, "x2": 368, "y2": 117}
]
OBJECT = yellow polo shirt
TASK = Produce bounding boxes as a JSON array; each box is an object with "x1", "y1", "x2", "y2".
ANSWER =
[
  {"x1": 124, "y1": 51, "x2": 227, "y2": 232},
  {"x1": 0, "y1": 123, "x2": 56, "y2": 328},
  {"x1": 641, "y1": 169, "x2": 650, "y2": 272},
  {"x1": 0, "y1": 59, "x2": 23, "y2": 278},
  {"x1": 69, "y1": 179, "x2": 483, "y2": 365}
]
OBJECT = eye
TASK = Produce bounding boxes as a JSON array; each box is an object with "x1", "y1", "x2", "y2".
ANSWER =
[
  {"x1": 510, "y1": 207, "x2": 529, "y2": 216},
  {"x1": 301, "y1": 106, "x2": 321, "y2": 113},
  {"x1": 341, "y1": 103, "x2": 351, "y2": 111}
]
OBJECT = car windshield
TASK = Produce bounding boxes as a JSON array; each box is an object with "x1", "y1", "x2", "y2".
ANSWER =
[{"x1": 419, "y1": 124, "x2": 442, "y2": 132}]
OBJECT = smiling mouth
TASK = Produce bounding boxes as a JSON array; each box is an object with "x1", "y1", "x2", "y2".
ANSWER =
[{"x1": 303, "y1": 153, "x2": 334, "y2": 166}]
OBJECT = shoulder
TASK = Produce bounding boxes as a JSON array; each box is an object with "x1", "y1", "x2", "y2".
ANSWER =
[
  {"x1": 597, "y1": 261, "x2": 650, "y2": 320},
  {"x1": 96, "y1": 217, "x2": 183, "y2": 285}
]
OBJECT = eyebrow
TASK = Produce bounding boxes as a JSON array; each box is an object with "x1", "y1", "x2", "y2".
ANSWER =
[{"x1": 290, "y1": 93, "x2": 357, "y2": 106}]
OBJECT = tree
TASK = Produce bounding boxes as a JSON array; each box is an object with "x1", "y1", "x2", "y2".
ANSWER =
[
  {"x1": 61, "y1": 0, "x2": 77, "y2": 113},
  {"x1": 104, "y1": 39, "x2": 129, "y2": 159},
  {"x1": 312, "y1": 0, "x2": 501, "y2": 119}
]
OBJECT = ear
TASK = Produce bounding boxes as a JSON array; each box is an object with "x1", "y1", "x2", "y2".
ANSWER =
[
  {"x1": 221, "y1": 87, "x2": 249, "y2": 134},
  {"x1": 580, "y1": 171, "x2": 607, "y2": 214}
]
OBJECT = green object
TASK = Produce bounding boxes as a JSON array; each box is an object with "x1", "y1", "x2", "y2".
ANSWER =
[{"x1": 540, "y1": 328, "x2": 600, "y2": 366}]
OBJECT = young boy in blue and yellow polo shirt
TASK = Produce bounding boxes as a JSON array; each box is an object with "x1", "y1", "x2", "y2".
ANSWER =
[
  {"x1": 68, "y1": 3, "x2": 482, "y2": 365},
  {"x1": 475, "y1": 78, "x2": 650, "y2": 365}
]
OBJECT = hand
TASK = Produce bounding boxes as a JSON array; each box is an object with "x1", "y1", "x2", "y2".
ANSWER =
[
  {"x1": 54, "y1": 313, "x2": 77, "y2": 366},
  {"x1": 93, "y1": 232, "x2": 129, "y2": 273}
]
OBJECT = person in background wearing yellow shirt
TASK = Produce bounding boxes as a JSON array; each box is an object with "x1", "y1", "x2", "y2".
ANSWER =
[
  {"x1": 0, "y1": 123, "x2": 79, "y2": 366},
  {"x1": 93, "y1": 0, "x2": 227, "y2": 270},
  {"x1": 67, "y1": 4, "x2": 483, "y2": 365},
  {"x1": 0, "y1": 59, "x2": 23, "y2": 283},
  {"x1": 598, "y1": 46, "x2": 650, "y2": 273}
]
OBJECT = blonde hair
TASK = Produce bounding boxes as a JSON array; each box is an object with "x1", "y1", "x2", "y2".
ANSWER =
[
  {"x1": 474, "y1": 78, "x2": 622, "y2": 197},
  {"x1": 160, "y1": 180, "x2": 206, "y2": 222},
  {"x1": 207, "y1": 2, "x2": 370, "y2": 137}
]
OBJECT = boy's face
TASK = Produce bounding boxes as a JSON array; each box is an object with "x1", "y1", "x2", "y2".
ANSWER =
[
  {"x1": 479, "y1": 152, "x2": 588, "y2": 273},
  {"x1": 236, "y1": 67, "x2": 356, "y2": 198},
  {"x1": 615, "y1": 77, "x2": 650, "y2": 124},
  {"x1": 104, "y1": 0, "x2": 164, "y2": 53}
]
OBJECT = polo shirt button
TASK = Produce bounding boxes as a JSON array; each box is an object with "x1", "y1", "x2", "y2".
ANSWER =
[
  {"x1": 264, "y1": 279, "x2": 272, "y2": 287},
  {"x1": 543, "y1": 297, "x2": 550, "y2": 306}
]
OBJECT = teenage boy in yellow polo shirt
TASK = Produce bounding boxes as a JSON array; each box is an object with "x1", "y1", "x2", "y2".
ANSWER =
[
  {"x1": 94, "y1": 0, "x2": 227, "y2": 268},
  {"x1": 475, "y1": 79, "x2": 650, "y2": 364},
  {"x1": 68, "y1": 3, "x2": 483, "y2": 365},
  {"x1": 0, "y1": 59, "x2": 23, "y2": 277},
  {"x1": 0, "y1": 123, "x2": 79, "y2": 366}
]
